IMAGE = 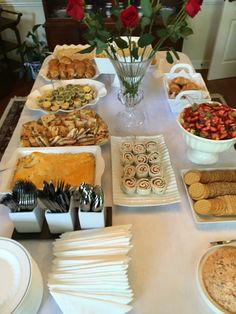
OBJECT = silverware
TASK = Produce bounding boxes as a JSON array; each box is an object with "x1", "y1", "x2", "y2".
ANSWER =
[{"x1": 210, "y1": 239, "x2": 236, "y2": 246}]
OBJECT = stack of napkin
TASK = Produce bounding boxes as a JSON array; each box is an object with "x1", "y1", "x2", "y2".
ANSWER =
[{"x1": 48, "y1": 225, "x2": 133, "y2": 314}]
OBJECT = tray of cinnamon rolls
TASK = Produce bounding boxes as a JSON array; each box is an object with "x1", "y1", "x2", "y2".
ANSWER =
[{"x1": 163, "y1": 63, "x2": 211, "y2": 114}]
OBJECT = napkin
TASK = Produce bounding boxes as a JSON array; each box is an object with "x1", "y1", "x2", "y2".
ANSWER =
[
  {"x1": 50, "y1": 291, "x2": 132, "y2": 314},
  {"x1": 48, "y1": 225, "x2": 133, "y2": 314}
]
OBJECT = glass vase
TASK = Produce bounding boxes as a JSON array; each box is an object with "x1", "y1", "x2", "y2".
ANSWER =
[{"x1": 109, "y1": 54, "x2": 152, "y2": 134}]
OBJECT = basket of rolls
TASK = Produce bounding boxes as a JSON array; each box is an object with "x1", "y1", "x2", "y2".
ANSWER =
[{"x1": 163, "y1": 63, "x2": 211, "y2": 114}]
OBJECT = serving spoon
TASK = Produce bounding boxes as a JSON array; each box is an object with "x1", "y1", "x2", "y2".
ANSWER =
[{"x1": 210, "y1": 239, "x2": 236, "y2": 246}]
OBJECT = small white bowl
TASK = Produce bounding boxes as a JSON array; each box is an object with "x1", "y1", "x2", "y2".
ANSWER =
[{"x1": 177, "y1": 106, "x2": 236, "y2": 165}]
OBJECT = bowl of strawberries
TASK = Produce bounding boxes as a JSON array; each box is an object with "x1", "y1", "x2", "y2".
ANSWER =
[{"x1": 177, "y1": 102, "x2": 236, "y2": 164}]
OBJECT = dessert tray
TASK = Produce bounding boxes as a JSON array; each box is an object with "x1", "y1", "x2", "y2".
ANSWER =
[
  {"x1": 197, "y1": 244, "x2": 236, "y2": 314},
  {"x1": 181, "y1": 168, "x2": 236, "y2": 224},
  {"x1": 0, "y1": 146, "x2": 105, "y2": 193},
  {"x1": 25, "y1": 79, "x2": 107, "y2": 114},
  {"x1": 111, "y1": 135, "x2": 180, "y2": 207}
]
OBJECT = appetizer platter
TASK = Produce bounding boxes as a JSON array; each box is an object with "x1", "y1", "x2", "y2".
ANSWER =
[
  {"x1": 25, "y1": 79, "x2": 107, "y2": 113},
  {"x1": 182, "y1": 168, "x2": 236, "y2": 223},
  {"x1": 111, "y1": 135, "x2": 180, "y2": 206},
  {"x1": 197, "y1": 244, "x2": 236, "y2": 314},
  {"x1": 0, "y1": 146, "x2": 105, "y2": 193},
  {"x1": 20, "y1": 109, "x2": 109, "y2": 147}
]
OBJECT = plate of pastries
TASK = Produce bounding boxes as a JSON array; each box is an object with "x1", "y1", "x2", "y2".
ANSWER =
[
  {"x1": 182, "y1": 168, "x2": 236, "y2": 223},
  {"x1": 39, "y1": 55, "x2": 99, "y2": 81},
  {"x1": 25, "y1": 79, "x2": 107, "y2": 113},
  {"x1": 20, "y1": 109, "x2": 109, "y2": 147}
]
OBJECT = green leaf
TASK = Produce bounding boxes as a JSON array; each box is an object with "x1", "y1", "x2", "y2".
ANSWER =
[
  {"x1": 138, "y1": 33, "x2": 154, "y2": 48},
  {"x1": 141, "y1": 0, "x2": 153, "y2": 18},
  {"x1": 112, "y1": 7, "x2": 120, "y2": 17},
  {"x1": 32, "y1": 24, "x2": 42, "y2": 33},
  {"x1": 161, "y1": 10, "x2": 172, "y2": 27},
  {"x1": 157, "y1": 28, "x2": 169, "y2": 39},
  {"x1": 179, "y1": 27, "x2": 193, "y2": 37},
  {"x1": 169, "y1": 48, "x2": 180, "y2": 60},
  {"x1": 79, "y1": 45, "x2": 96, "y2": 54},
  {"x1": 140, "y1": 16, "x2": 151, "y2": 29},
  {"x1": 114, "y1": 37, "x2": 128, "y2": 49},
  {"x1": 95, "y1": 38, "x2": 108, "y2": 51},
  {"x1": 166, "y1": 51, "x2": 174, "y2": 64}
]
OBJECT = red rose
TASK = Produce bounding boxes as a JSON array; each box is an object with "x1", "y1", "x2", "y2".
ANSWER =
[
  {"x1": 185, "y1": 0, "x2": 202, "y2": 18},
  {"x1": 120, "y1": 5, "x2": 139, "y2": 29},
  {"x1": 66, "y1": 0, "x2": 85, "y2": 21}
]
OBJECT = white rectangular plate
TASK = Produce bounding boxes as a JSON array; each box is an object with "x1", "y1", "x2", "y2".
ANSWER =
[
  {"x1": 111, "y1": 135, "x2": 180, "y2": 207},
  {"x1": 181, "y1": 168, "x2": 236, "y2": 224},
  {"x1": 0, "y1": 146, "x2": 105, "y2": 193}
]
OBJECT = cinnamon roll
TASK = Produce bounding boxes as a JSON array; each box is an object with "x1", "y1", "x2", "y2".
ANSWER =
[
  {"x1": 123, "y1": 165, "x2": 136, "y2": 178},
  {"x1": 132, "y1": 142, "x2": 146, "y2": 155},
  {"x1": 145, "y1": 140, "x2": 158, "y2": 153},
  {"x1": 149, "y1": 164, "x2": 163, "y2": 178},
  {"x1": 148, "y1": 151, "x2": 161, "y2": 165},
  {"x1": 121, "y1": 152, "x2": 134, "y2": 165},
  {"x1": 134, "y1": 153, "x2": 148, "y2": 165}
]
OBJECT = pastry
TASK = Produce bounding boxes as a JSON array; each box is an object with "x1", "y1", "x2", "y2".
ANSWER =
[
  {"x1": 120, "y1": 142, "x2": 133, "y2": 153},
  {"x1": 123, "y1": 165, "x2": 136, "y2": 178},
  {"x1": 132, "y1": 143, "x2": 146, "y2": 155},
  {"x1": 148, "y1": 151, "x2": 161, "y2": 164},
  {"x1": 134, "y1": 153, "x2": 148, "y2": 165},
  {"x1": 121, "y1": 152, "x2": 134, "y2": 165},
  {"x1": 149, "y1": 164, "x2": 163, "y2": 178},
  {"x1": 145, "y1": 140, "x2": 159, "y2": 153}
]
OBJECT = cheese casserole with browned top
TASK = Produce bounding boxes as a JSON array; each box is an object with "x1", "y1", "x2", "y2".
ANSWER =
[{"x1": 11, "y1": 152, "x2": 95, "y2": 189}]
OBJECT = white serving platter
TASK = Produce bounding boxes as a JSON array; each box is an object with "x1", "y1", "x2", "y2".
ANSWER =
[
  {"x1": 111, "y1": 135, "x2": 180, "y2": 207},
  {"x1": 25, "y1": 79, "x2": 107, "y2": 114},
  {"x1": 0, "y1": 146, "x2": 105, "y2": 193},
  {"x1": 197, "y1": 244, "x2": 236, "y2": 314},
  {"x1": 181, "y1": 168, "x2": 236, "y2": 224}
]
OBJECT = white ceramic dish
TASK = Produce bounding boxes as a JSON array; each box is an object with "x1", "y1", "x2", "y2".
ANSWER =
[
  {"x1": 0, "y1": 237, "x2": 43, "y2": 314},
  {"x1": 25, "y1": 79, "x2": 107, "y2": 114},
  {"x1": 111, "y1": 135, "x2": 180, "y2": 207},
  {"x1": 197, "y1": 244, "x2": 236, "y2": 314},
  {"x1": 0, "y1": 146, "x2": 105, "y2": 193},
  {"x1": 39, "y1": 54, "x2": 100, "y2": 81},
  {"x1": 181, "y1": 168, "x2": 236, "y2": 224},
  {"x1": 177, "y1": 104, "x2": 236, "y2": 165},
  {"x1": 163, "y1": 64, "x2": 211, "y2": 114}
]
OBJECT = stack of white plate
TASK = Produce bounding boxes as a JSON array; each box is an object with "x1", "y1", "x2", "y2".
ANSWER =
[
  {"x1": 48, "y1": 225, "x2": 133, "y2": 314},
  {"x1": 0, "y1": 237, "x2": 43, "y2": 314}
]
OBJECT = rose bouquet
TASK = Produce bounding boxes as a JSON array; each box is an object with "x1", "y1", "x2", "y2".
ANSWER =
[
  {"x1": 66, "y1": 0, "x2": 203, "y2": 63},
  {"x1": 66, "y1": 0, "x2": 203, "y2": 132}
]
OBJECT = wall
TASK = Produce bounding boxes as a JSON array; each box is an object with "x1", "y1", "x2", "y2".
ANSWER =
[
  {"x1": 182, "y1": 0, "x2": 223, "y2": 69},
  {"x1": 1, "y1": 0, "x2": 224, "y2": 68}
]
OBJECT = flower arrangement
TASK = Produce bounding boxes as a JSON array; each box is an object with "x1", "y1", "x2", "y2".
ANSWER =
[{"x1": 66, "y1": 0, "x2": 203, "y2": 63}]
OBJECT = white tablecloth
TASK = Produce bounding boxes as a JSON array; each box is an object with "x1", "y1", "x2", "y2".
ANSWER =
[{"x1": 0, "y1": 52, "x2": 236, "y2": 314}]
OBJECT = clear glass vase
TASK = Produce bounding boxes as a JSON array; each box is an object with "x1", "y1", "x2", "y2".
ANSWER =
[{"x1": 109, "y1": 55, "x2": 152, "y2": 134}]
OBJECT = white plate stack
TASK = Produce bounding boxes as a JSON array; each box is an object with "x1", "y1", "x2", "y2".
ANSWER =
[
  {"x1": 0, "y1": 237, "x2": 43, "y2": 314},
  {"x1": 48, "y1": 225, "x2": 133, "y2": 314}
]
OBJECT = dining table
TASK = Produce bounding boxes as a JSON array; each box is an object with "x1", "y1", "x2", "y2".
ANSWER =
[{"x1": 0, "y1": 51, "x2": 236, "y2": 314}]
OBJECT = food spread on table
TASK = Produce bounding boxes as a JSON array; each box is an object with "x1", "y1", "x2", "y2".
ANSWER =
[
  {"x1": 1, "y1": 42, "x2": 236, "y2": 314},
  {"x1": 20, "y1": 109, "x2": 109, "y2": 147},
  {"x1": 184, "y1": 169, "x2": 236, "y2": 216},
  {"x1": 11, "y1": 151, "x2": 95, "y2": 189}
]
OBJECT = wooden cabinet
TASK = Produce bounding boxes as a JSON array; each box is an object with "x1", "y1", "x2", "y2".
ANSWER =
[{"x1": 42, "y1": 0, "x2": 182, "y2": 52}]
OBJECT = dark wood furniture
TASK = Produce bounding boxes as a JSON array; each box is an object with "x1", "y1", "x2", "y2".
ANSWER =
[
  {"x1": 42, "y1": 0, "x2": 183, "y2": 52},
  {"x1": 0, "y1": 7, "x2": 23, "y2": 66}
]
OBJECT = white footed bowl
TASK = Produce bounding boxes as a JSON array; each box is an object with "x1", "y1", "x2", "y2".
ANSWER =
[{"x1": 177, "y1": 114, "x2": 236, "y2": 165}]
